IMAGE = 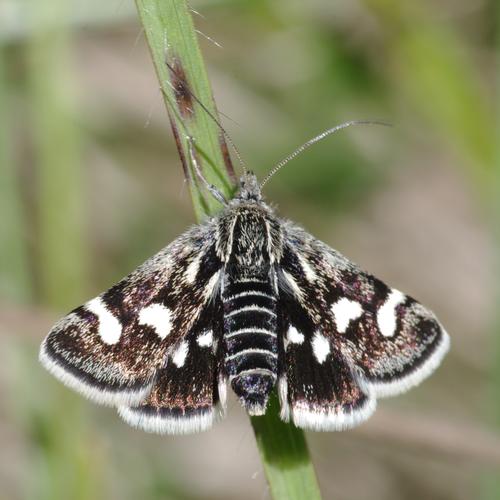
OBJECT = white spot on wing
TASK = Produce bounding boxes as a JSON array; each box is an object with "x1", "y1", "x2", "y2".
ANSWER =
[
  {"x1": 331, "y1": 298, "x2": 363, "y2": 333},
  {"x1": 297, "y1": 253, "x2": 317, "y2": 281},
  {"x1": 86, "y1": 297, "x2": 122, "y2": 344},
  {"x1": 377, "y1": 289, "x2": 405, "y2": 337},
  {"x1": 312, "y1": 332, "x2": 330, "y2": 364},
  {"x1": 282, "y1": 270, "x2": 302, "y2": 298},
  {"x1": 139, "y1": 304, "x2": 172, "y2": 339},
  {"x1": 185, "y1": 254, "x2": 201, "y2": 284},
  {"x1": 197, "y1": 330, "x2": 213, "y2": 347},
  {"x1": 204, "y1": 271, "x2": 220, "y2": 298},
  {"x1": 172, "y1": 340, "x2": 189, "y2": 367},
  {"x1": 287, "y1": 325, "x2": 304, "y2": 345}
]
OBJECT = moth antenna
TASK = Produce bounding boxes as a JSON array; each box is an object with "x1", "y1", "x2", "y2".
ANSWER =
[
  {"x1": 260, "y1": 120, "x2": 392, "y2": 189},
  {"x1": 165, "y1": 59, "x2": 247, "y2": 174},
  {"x1": 159, "y1": 86, "x2": 224, "y2": 205}
]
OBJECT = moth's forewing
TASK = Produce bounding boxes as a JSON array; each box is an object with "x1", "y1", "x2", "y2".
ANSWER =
[{"x1": 275, "y1": 222, "x2": 449, "y2": 430}]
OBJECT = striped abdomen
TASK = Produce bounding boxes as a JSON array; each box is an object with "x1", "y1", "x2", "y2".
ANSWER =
[{"x1": 222, "y1": 276, "x2": 278, "y2": 415}]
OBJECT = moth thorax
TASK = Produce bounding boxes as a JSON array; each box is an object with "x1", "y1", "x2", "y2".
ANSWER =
[{"x1": 221, "y1": 273, "x2": 278, "y2": 415}]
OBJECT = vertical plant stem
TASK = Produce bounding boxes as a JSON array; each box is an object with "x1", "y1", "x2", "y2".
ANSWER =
[
  {"x1": 136, "y1": 0, "x2": 235, "y2": 218},
  {"x1": 134, "y1": 1, "x2": 322, "y2": 498},
  {"x1": 252, "y1": 394, "x2": 322, "y2": 499}
]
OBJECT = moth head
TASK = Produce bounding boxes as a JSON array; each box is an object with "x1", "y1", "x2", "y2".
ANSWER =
[{"x1": 236, "y1": 172, "x2": 262, "y2": 202}]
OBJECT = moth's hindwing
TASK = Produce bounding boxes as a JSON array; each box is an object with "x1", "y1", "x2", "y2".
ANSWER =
[
  {"x1": 278, "y1": 300, "x2": 375, "y2": 431},
  {"x1": 277, "y1": 222, "x2": 450, "y2": 431},
  {"x1": 39, "y1": 224, "x2": 223, "y2": 418},
  {"x1": 118, "y1": 298, "x2": 226, "y2": 434}
]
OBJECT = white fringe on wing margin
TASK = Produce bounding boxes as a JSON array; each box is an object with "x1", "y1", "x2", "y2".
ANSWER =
[
  {"x1": 118, "y1": 375, "x2": 228, "y2": 435},
  {"x1": 117, "y1": 406, "x2": 222, "y2": 435},
  {"x1": 39, "y1": 339, "x2": 152, "y2": 407},
  {"x1": 290, "y1": 393, "x2": 377, "y2": 432},
  {"x1": 368, "y1": 328, "x2": 450, "y2": 398},
  {"x1": 280, "y1": 330, "x2": 449, "y2": 431},
  {"x1": 277, "y1": 367, "x2": 377, "y2": 431}
]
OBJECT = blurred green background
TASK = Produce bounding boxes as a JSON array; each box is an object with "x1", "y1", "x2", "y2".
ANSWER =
[{"x1": 0, "y1": 0, "x2": 497, "y2": 499}]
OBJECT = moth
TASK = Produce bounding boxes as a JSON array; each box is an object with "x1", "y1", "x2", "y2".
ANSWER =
[{"x1": 39, "y1": 133, "x2": 449, "y2": 435}]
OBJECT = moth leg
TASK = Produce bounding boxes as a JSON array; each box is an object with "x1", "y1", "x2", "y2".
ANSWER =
[{"x1": 186, "y1": 135, "x2": 227, "y2": 205}]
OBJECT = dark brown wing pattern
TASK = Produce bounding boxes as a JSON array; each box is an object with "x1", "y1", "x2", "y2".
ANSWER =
[
  {"x1": 40, "y1": 223, "x2": 223, "y2": 428},
  {"x1": 276, "y1": 222, "x2": 449, "y2": 430}
]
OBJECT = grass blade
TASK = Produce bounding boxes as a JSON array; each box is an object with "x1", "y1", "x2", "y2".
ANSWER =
[
  {"x1": 135, "y1": 0, "x2": 236, "y2": 219},
  {"x1": 134, "y1": 1, "x2": 322, "y2": 498},
  {"x1": 252, "y1": 393, "x2": 322, "y2": 500}
]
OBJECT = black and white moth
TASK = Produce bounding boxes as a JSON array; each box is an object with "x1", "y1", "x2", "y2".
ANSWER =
[{"x1": 39, "y1": 171, "x2": 449, "y2": 434}]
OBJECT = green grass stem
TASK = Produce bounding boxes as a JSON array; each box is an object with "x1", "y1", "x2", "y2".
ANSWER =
[{"x1": 133, "y1": 1, "x2": 322, "y2": 498}]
